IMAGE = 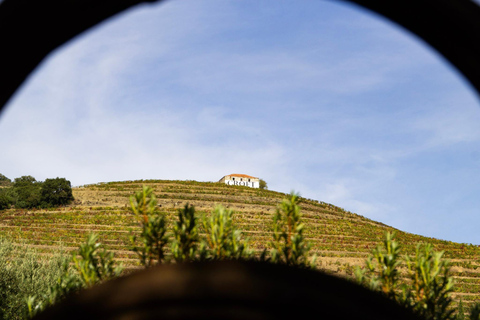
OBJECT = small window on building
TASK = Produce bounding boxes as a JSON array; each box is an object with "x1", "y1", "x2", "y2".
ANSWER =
[
  {"x1": 240, "y1": 178, "x2": 243, "y2": 181},
  {"x1": 248, "y1": 179, "x2": 251, "y2": 182},
  {"x1": 232, "y1": 177, "x2": 235, "y2": 181}
]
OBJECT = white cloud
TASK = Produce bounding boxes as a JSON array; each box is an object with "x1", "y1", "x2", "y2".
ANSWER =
[{"x1": 410, "y1": 100, "x2": 480, "y2": 148}]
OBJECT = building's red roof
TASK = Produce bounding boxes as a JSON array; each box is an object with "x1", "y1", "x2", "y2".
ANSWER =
[{"x1": 228, "y1": 174, "x2": 258, "y2": 179}]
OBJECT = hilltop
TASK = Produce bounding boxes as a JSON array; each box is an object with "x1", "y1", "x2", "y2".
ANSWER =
[{"x1": 1, "y1": 179, "x2": 479, "y2": 305}]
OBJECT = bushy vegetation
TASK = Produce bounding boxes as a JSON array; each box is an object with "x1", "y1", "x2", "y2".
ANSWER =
[
  {"x1": 202, "y1": 205, "x2": 251, "y2": 259},
  {"x1": 12, "y1": 176, "x2": 42, "y2": 209},
  {"x1": 26, "y1": 234, "x2": 123, "y2": 318},
  {"x1": 0, "y1": 187, "x2": 16, "y2": 210},
  {"x1": 270, "y1": 192, "x2": 315, "y2": 267},
  {"x1": 129, "y1": 186, "x2": 169, "y2": 267},
  {"x1": 171, "y1": 204, "x2": 202, "y2": 262},
  {"x1": 0, "y1": 238, "x2": 67, "y2": 320},
  {"x1": 128, "y1": 187, "x2": 258, "y2": 263},
  {"x1": 0, "y1": 186, "x2": 317, "y2": 319},
  {"x1": 259, "y1": 179, "x2": 267, "y2": 190},
  {"x1": 40, "y1": 178, "x2": 74, "y2": 207},
  {"x1": 0, "y1": 174, "x2": 74, "y2": 209},
  {"x1": 355, "y1": 232, "x2": 480, "y2": 320},
  {"x1": 0, "y1": 174, "x2": 11, "y2": 187}
]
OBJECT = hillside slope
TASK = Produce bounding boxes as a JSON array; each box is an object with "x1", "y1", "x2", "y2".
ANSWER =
[{"x1": 1, "y1": 180, "x2": 479, "y2": 304}]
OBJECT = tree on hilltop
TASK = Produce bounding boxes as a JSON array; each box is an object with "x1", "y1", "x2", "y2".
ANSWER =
[
  {"x1": 13, "y1": 175, "x2": 42, "y2": 208},
  {"x1": 0, "y1": 188, "x2": 15, "y2": 210},
  {"x1": 0, "y1": 173, "x2": 11, "y2": 187},
  {"x1": 40, "y1": 178, "x2": 74, "y2": 207},
  {"x1": 259, "y1": 179, "x2": 267, "y2": 190}
]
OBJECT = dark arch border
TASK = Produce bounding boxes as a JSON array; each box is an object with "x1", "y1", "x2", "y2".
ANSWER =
[
  {"x1": 0, "y1": 0, "x2": 479, "y2": 113},
  {"x1": 343, "y1": 0, "x2": 480, "y2": 96},
  {"x1": 0, "y1": 2, "x2": 477, "y2": 318}
]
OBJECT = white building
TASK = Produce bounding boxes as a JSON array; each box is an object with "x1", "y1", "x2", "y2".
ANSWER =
[{"x1": 219, "y1": 174, "x2": 260, "y2": 188}]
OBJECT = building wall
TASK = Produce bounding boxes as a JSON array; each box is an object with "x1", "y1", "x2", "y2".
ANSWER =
[{"x1": 220, "y1": 175, "x2": 259, "y2": 188}]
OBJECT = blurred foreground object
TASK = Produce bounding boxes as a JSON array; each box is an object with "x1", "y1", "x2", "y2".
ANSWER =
[{"x1": 33, "y1": 260, "x2": 420, "y2": 320}]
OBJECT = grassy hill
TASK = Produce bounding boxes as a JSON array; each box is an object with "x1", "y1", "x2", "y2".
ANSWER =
[{"x1": 1, "y1": 179, "x2": 479, "y2": 305}]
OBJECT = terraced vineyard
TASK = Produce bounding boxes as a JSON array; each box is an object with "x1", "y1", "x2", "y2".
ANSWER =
[{"x1": 1, "y1": 180, "x2": 479, "y2": 305}]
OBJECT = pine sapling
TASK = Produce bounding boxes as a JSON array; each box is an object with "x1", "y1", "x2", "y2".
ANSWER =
[
  {"x1": 270, "y1": 192, "x2": 314, "y2": 267},
  {"x1": 404, "y1": 243, "x2": 455, "y2": 320},
  {"x1": 129, "y1": 186, "x2": 169, "y2": 267},
  {"x1": 202, "y1": 205, "x2": 250, "y2": 259},
  {"x1": 356, "y1": 232, "x2": 456, "y2": 320},
  {"x1": 72, "y1": 233, "x2": 123, "y2": 287},
  {"x1": 171, "y1": 204, "x2": 202, "y2": 262}
]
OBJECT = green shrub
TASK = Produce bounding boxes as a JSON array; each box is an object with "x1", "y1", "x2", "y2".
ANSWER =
[
  {"x1": 202, "y1": 205, "x2": 250, "y2": 259},
  {"x1": 404, "y1": 243, "x2": 455, "y2": 320},
  {"x1": 269, "y1": 192, "x2": 315, "y2": 267},
  {"x1": 25, "y1": 258, "x2": 81, "y2": 318},
  {"x1": 0, "y1": 238, "x2": 67, "y2": 320},
  {"x1": 356, "y1": 232, "x2": 458, "y2": 320},
  {"x1": 72, "y1": 234, "x2": 123, "y2": 287},
  {"x1": 129, "y1": 186, "x2": 169, "y2": 267},
  {"x1": 171, "y1": 204, "x2": 205, "y2": 262},
  {"x1": 355, "y1": 232, "x2": 401, "y2": 299},
  {"x1": 26, "y1": 234, "x2": 122, "y2": 318}
]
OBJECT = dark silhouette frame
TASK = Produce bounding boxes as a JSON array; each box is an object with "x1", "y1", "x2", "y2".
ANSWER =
[{"x1": 1, "y1": 1, "x2": 478, "y2": 319}]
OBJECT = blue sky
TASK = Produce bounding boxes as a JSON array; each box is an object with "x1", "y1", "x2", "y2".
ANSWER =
[{"x1": 1, "y1": 0, "x2": 480, "y2": 244}]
